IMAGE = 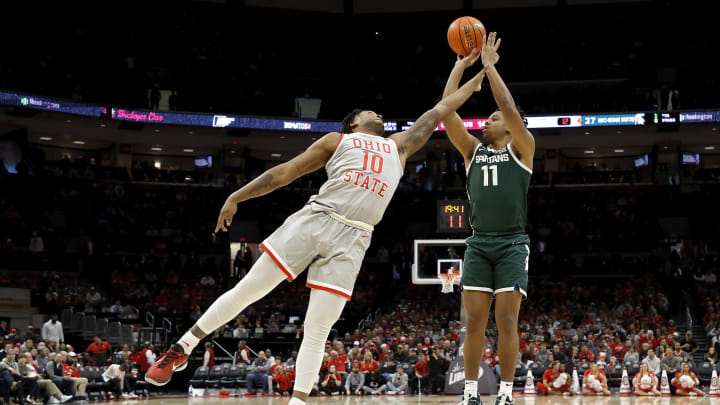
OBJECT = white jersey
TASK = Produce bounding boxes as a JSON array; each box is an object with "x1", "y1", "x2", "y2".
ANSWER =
[{"x1": 309, "y1": 132, "x2": 404, "y2": 226}]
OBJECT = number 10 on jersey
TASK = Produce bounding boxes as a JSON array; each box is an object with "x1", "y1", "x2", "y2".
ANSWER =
[
  {"x1": 362, "y1": 151, "x2": 384, "y2": 174},
  {"x1": 481, "y1": 165, "x2": 498, "y2": 186}
]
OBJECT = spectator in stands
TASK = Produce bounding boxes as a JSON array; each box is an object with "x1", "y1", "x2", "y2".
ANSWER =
[
  {"x1": 44, "y1": 353, "x2": 73, "y2": 395},
  {"x1": 202, "y1": 342, "x2": 215, "y2": 368},
  {"x1": 273, "y1": 364, "x2": 294, "y2": 395},
  {"x1": 102, "y1": 363, "x2": 136, "y2": 399},
  {"x1": 427, "y1": 348, "x2": 449, "y2": 394},
  {"x1": 583, "y1": 362, "x2": 610, "y2": 396},
  {"x1": 681, "y1": 331, "x2": 698, "y2": 355},
  {"x1": 551, "y1": 345, "x2": 567, "y2": 363},
  {"x1": 35, "y1": 348, "x2": 48, "y2": 375},
  {"x1": 345, "y1": 363, "x2": 365, "y2": 395},
  {"x1": 62, "y1": 352, "x2": 87, "y2": 399},
  {"x1": 1, "y1": 349, "x2": 38, "y2": 405},
  {"x1": 320, "y1": 365, "x2": 343, "y2": 395},
  {"x1": 245, "y1": 350, "x2": 270, "y2": 395},
  {"x1": 361, "y1": 370, "x2": 386, "y2": 395},
  {"x1": 144, "y1": 344, "x2": 156, "y2": 370},
  {"x1": 673, "y1": 342, "x2": 690, "y2": 362},
  {"x1": 633, "y1": 363, "x2": 660, "y2": 396},
  {"x1": 360, "y1": 351, "x2": 378, "y2": 375},
  {"x1": 414, "y1": 350, "x2": 429, "y2": 394},
  {"x1": 110, "y1": 300, "x2": 123, "y2": 313},
  {"x1": 387, "y1": 365, "x2": 408, "y2": 395},
  {"x1": 29, "y1": 231, "x2": 44, "y2": 254},
  {"x1": 642, "y1": 348, "x2": 661, "y2": 375},
  {"x1": 535, "y1": 343, "x2": 550, "y2": 367},
  {"x1": 85, "y1": 287, "x2": 102, "y2": 313},
  {"x1": 22, "y1": 327, "x2": 38, "y2": 343},
  {"x1": 21, "y1": 352, "x2": 71, "y2": 404},
  {"x1": 113, "y1": 345, "x2": 131, "y2": 364},
  {"x1": 579, "y1": 345, "x2": 595, "y2": 362},
  {"x1": 327, "y1": 350, "x2": 347, "y2": 386},
  {"x1": 285, "y1": 351, "x2": 297, "y2": 368},
  {"x1": 85, "y1": 336, "x2": 111, "y2": 366},
  {"x1": 623, "y1": 344, "x2": 639, "y2": 364},
  {"x1": 671, "y1": 362, "x2": 705, "y2": 396},
  {"x1": 127, "y1": 346, "x2": 145, "y2": 373},
  {"x1": 41, "y1": 316, "x2": 63, "y2": 345},
  {"x1": 408, "y1": 349, "x2": 419, "y2": 365},
  {"x1": 234, "y1": 341, "x2": 250, "y2": 365},
  {"x1": 392, "y1": 345, "x2": 408, "y2": 363},
  {"x1": 704, "y1": 347, "x2": 718, "y2": 364},
  {"x1": 661, "y1": 350, "x2": 681, "y2": 375},
  {"x1": 264, "y1": 349, "x2": 274, "y2": 364}
]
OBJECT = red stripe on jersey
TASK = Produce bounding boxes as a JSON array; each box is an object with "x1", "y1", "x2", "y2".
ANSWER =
[
  {"x1": 329, "y1": 133, "x2": 345, "y2": 160},
  {"x1": 306, "y1": 282, "x2": 351, "y2": 300},
  {"x1": 260, "y1": 243, "x2": 294, "y2": 282}
]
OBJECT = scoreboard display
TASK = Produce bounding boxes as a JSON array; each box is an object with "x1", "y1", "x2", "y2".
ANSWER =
[{"x1": 437, "y1": 199, "x2": 470, "y2": 233}]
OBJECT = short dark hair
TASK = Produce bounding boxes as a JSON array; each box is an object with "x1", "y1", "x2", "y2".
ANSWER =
[
  {"x1": 342, "y1": 109, "x2": 364, "y2": 134},
  {"x1": 494, "y1": 107, "x2": 528, "y2": 127}
]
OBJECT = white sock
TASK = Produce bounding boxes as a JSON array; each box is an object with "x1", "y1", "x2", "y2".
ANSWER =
[
  {"x1": 499, "y1": 380, "x2": 513, "y2": 396},
  {"x1": 288, "y1": 398, "x2": 305, "y2": 405},
  {"x1": 177, "y1": 332, "x2": 199, "y2": 355},
  {"x1": 292, "y1": 289, "x2": 347, "y2": 393},
  {"x1": 464, "y1": 380, "x2": 478, "y2": 399},
  {"x1": 193, "y1": 253, "x2": 286, "y2": 337}
]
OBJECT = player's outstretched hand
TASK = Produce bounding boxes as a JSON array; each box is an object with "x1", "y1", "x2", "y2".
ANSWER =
[
  {"x1": 456, "y1": 48, "x2": 481, "y2": 70},
  {"x1": 481, "y1": 31, "x2": 501, "y2": 67},
  {"x1": 470, "y1": 65, "x2": 488, "y2": 92},
  {"x1": 215, "y1": 197, "x2": 238, "y2": 232}
]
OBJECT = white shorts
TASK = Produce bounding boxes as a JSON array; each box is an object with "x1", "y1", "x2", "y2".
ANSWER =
[{"x1": 260, "y1": 205, "x2": 372, "y2": 300}]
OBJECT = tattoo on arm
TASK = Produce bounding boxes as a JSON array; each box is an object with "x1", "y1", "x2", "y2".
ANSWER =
[
  {"x1": 245, "y1": 172, "x2": 278, "y2": 198},
  {"x1": 403, "y1": 109, "x2": 441, "y2": 155}
]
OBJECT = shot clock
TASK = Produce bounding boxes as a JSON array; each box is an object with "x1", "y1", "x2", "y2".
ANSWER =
[{"x1": 436, "y1": 199, "x2": 470, "y2": 233}]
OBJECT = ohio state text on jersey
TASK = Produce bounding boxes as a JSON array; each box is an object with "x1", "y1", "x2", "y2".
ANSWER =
[{"x1": 308, "y1": 132, "x2": 404, "y2": 226}]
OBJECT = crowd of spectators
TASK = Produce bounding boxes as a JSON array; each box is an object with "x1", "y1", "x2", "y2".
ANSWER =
[
  {"x1": 0, "y1": 325, "x2": 167, "y2": 404},
  {"x1": 195, "y1": 270, "x2": 717, "y2": 397}
]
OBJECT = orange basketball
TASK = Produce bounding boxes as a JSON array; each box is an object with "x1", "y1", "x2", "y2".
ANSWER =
[{"x1": 447, "y1": 16, "x2": 486, "y2": 57}]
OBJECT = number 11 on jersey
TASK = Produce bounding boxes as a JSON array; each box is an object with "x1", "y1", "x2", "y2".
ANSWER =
[{"x1": 481, "y1": 165, "x2": 498, "y2": 186}]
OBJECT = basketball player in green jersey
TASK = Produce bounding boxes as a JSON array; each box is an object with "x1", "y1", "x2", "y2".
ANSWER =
[{"x1": 442, "y1": 32, "x2": 534, "y2": 405}]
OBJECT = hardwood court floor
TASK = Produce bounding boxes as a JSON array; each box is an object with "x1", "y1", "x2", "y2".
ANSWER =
[{"x1": 140, "y1": 395, "x2": 719, "y2": 405}]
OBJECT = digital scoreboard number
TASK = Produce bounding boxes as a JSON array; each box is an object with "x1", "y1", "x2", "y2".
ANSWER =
[{"x1": 436, "y1": 199, "x2": 470, "y2": 233}]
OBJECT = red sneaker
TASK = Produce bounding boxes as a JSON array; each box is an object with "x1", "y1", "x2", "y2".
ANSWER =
[{"x1": 145, "y1": 344, "x2": 188, "y2": 386}]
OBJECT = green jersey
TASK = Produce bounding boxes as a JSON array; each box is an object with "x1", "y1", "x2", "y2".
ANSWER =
[{"x1": 466, "y1": 142, "x2": 531, "y2": 235}]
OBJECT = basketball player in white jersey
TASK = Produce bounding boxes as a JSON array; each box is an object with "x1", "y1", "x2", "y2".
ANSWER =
[{"x1": 145, "y1": 64, "x2": 489, "y2": 405}]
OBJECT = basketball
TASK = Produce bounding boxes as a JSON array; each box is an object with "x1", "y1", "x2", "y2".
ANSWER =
[{"x1": 447, "y1": 16, "x2": 486, "y2": 56}]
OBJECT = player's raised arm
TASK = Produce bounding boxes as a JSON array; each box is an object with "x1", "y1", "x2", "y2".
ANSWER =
[
  {"x1": 215, "y1": 132, "x2": 341, "y2": 232},
  {"x1": 391, "y1": 67, "x2": 486, "y2": 162},
  {"x1": 442, "y1": 48, "x2": 484, "y2": 165},
  {"x1": 482, "y1": 32, "x2": 535, "y2": 161}
]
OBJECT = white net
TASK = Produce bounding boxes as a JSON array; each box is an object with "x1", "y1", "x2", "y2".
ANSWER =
[{"x1": 439, "y1": 272, "x2": 457, "y2": 293}]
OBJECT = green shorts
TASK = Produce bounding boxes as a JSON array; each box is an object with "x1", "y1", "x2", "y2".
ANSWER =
[{"x1": 460, "y1": 233, "x2": 530, "y2": 297}]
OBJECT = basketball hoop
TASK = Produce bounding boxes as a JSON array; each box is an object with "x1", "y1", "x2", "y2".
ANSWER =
[{"x1": 438, "y1": 270, "x2": 459, "y2": 294}]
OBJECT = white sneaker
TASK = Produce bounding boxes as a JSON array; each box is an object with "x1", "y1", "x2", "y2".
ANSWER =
[
  {"x1": 127, "y1": 393, "x2": 138, "y2": 399},
  {"x1": 387, "y1": 391, "x2": 396, "y2": 395},
  {"x1": 47, "y1": 397, "x2": 61, "y2": 404},
  {"x1": 26, "y1": 395, "x2": 36, "y2": 404},
  {"x1": 60, "y1": 395, "x2": 73, "y2": 403}
]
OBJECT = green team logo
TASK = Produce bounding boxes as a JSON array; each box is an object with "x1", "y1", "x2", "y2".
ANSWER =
[{"x1": 20, "y1": 97, "x2": 29, "y2": 106}]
